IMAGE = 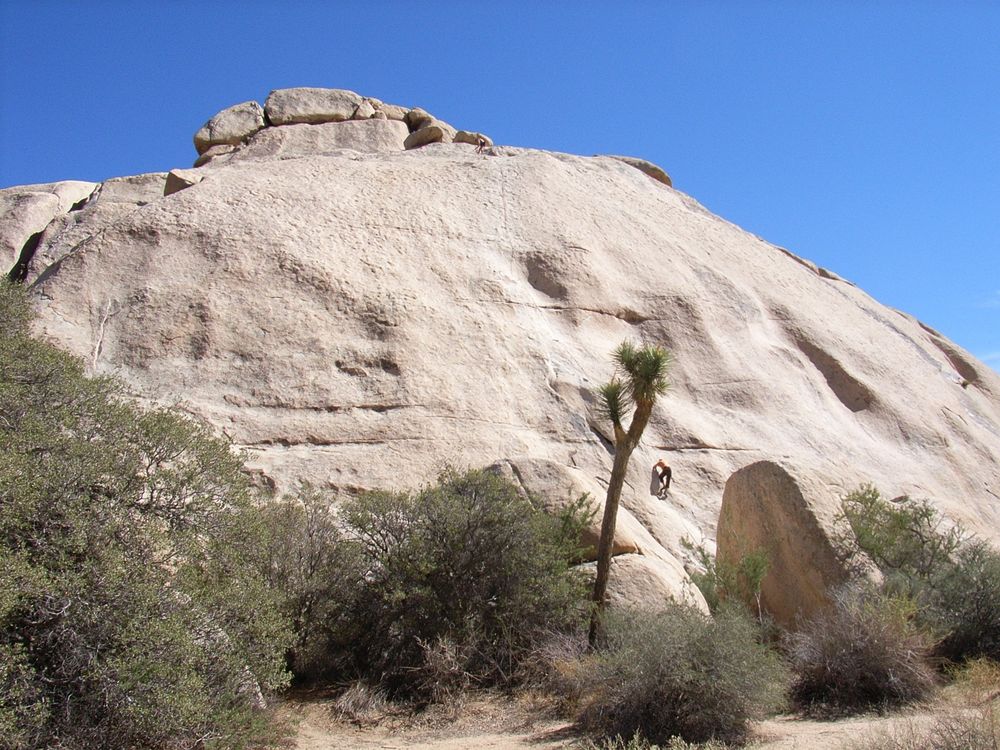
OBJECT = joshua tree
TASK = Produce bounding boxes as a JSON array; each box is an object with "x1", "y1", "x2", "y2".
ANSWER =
[{"x1": 589, "y1": 340, "x2": 671, "y2": 647}]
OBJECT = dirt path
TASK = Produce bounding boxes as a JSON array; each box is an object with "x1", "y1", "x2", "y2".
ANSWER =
[
  {"x1": 276, "y1": 695, "x2": 945, "y2": 750},
  {"x1": 277, "y1": 696, "x2": 579, "y2": 749},
  {"x1": 275, "y1": 662, "x2": 999, "y2": 748}
]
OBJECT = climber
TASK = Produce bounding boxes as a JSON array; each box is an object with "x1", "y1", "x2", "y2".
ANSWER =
[
  {"x1": 476, "y1": 136, "x2": 487, "y2": 154},
  {"x1": 650, "y1": 459, "x2": 672, "y2": 499}
]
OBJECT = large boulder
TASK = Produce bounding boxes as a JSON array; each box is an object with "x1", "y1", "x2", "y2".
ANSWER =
[
  {"x1": 264, "y1": 87, "x2": 363, "y2": 125},
  {"x1": 404, "y1": 107, "x2": 435, "y2": 131},
  {"x1": 193, "y1": 101, "x2": 265, "y2": 155},
  {"x1": 717, "y1": 460, "x2": 853, "y2": 628},
  {"x1": 194, "y1": 144, "x2": 236, "y2": 168},
  {"x1": 403, "y1": 121, "x2": 456, "y2": 150},
  {"x1": 94, "y1": 173, "x2": 168, "y2": 204},
  {"x1": 376, "y1": 102, "x2": 409, "y2": 122},
  {"x1": 455, "y1": 131, "x2": 494, "y2": 149}
]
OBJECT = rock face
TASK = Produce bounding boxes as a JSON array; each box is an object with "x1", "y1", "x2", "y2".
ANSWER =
[
  {"x1": 581, "y1": 553, "x2": 708, "y2": 613},
  {"x1": 717, "y1": 460, "x2": 851, "y2": 628},
  {"x1": 4, "y1": 89, "x2": 1000, "y2": 616},
  {"x1": 603, "y1": 155, "x2": 672, "y2": 187},
  {"x1": 1, "y1": 181, "x2": 97, "y2": 274}
]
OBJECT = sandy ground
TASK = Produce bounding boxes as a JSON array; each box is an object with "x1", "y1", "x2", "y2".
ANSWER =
[{"x1": 273, "y1": 693, "x2": 960, "y2": 750}]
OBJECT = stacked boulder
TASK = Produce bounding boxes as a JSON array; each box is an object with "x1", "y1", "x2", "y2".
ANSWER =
[{"x1": 192, "y1": 87, "x2": 494, "y2": 165}]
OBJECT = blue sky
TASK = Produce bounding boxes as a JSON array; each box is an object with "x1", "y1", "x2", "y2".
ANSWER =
[{"x1": 2, "y1": 1, "x2": 997, "y2": 370}]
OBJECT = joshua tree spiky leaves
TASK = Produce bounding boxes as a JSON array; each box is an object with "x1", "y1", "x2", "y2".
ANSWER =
[{"x1": 589, "y1": 340, "x2": 671, "y2": 647}]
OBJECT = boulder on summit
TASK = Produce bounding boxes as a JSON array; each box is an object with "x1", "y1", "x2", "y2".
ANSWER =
[{"x1": 193, "y1": 100, "x2": 265, "y2": 154}]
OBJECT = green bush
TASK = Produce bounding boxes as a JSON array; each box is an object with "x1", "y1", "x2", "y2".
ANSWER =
[
  {"x1": 682, "y1": 538, "x2": 769, "y2": 621},
  {"x1": 927, "y1": 539, "x2": 1000, "y2": 662},
  {"x1": 838, "y1": 485, "x2": 964, "y2": 587},
  {"x1": 0, "y1": 282, "x2": 292, "y2": 750},
  {"x1": 258, "y1": 485, "x2": 361, "y2": 680},
  {"x1": 838, "y1": 486, "x2": 1000, "y2": 663},
  {"x1": 267, "y1": 468, "x2": 589, "y2": 698},
  {"x1": 785, "y1": 583, "x2": 936, "y2": 715},
  {"x1": 579, "y1": 604, "x2": 787, "y2": 745}
]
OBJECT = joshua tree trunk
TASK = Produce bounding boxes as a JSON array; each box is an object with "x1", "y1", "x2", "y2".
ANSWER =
[{"x1": 588, "y1": 399, "x2": 654, "y2": 647}]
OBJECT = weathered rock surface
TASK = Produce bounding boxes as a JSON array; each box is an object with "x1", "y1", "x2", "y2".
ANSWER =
[
  {"x1": 214, "y1": 120, "x2": 408, "y2": 164},
  {"x1": 490, "y1": 457, "x2": 652, "y2": 559},
  {"x1": 6, "y1": 92, "x2": 1000, "y2": 615},
  {"x1": 580, "y1": 553, "x2": 708, "y2": 613},
  {"x1": 13, "y1": 173, "x2": 166, "y2": 286},
  {"x1": 717, "y1": 460, "x2": 852, "y2": 628},
  {"x1": 193, "y1": 101, "x2": 265, "y2": 155},
  {"x1": 1, "y1": 181, "x2": 97, "y2": 272},
  {"x1": 194, "y1": 144, "x2": 236, "y2": 168}
]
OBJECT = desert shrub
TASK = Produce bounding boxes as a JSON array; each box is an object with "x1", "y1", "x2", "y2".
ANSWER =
[
  {"x1": 929, "y1": 539, "x2": 1000, "y2": 662},
  {"x1": 849, "y1": 703, "x2": 1000, "y2": 750},
  {"x1": 944, "y1": 657, "x2": 1000, "y2": 701},
  {"x1": 518, "y1": 630, "x2": 591, "y2": 711},
  {"x1": 849, "y1": 658, "x2": 1000, "y2": 749},
  {"x1": 330, "y1": 682, "x2": 389, "y2": 725},
  {"x1": 258, "y1": 485, "x2": 362, "y2": 680},
  {"x1": 0, "y1": 282, "x2": 291, "y2": 750},
  {"x1": 580, "y1": 604, "x2": 787, "y2": 745},
  {"x1": 786, "y1": 583, "x2": 936, "y2": 715},
  {"x1": 682, "y1": 538, "x2": 769, "y2": 621},
  {"x1": 344, "y1": 468, "x2": 588, "y2": 696},
  {"x1": 268, "y1": 468, "x2": 589, "y2": 698},
  {"x1": 838, "y1": 486, "x2": 1000, "y2": 662},
  {"x1": 580, "y1": 733, "x2": 729, "y2": 750},
  {"x1": 839, "y1": 485, "x2": 964, "y2": 583}
]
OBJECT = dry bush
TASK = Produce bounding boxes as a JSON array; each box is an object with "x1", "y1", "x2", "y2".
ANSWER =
[
  {"x1": 330, "y1": 682, "x2": 389, "y2": 725},
  {"x1": 579, "y1": 604, "x2": 787, "y2": 745},
  {"x1": 786, "y1": 583, "x2": 936, "y2": 715},
  {"x1": 579, "y1": 731, "x2": 730, "y2": 749},
  {"x1": 410, "y1": 636, "x2": 473, "y2": 707},
  {"x1": 517, "y1": 631, "x2": 590, "y2": 712},
  {"x1": 849, "y1": 703, "x2": 1000, "y2": 750}
]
